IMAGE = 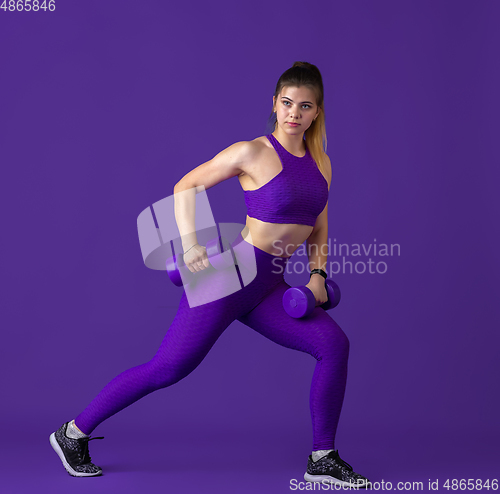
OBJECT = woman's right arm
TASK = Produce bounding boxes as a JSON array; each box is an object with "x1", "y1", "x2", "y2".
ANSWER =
[{"x1": 173, "y1": 140, "x2": 254, "y2": 272}]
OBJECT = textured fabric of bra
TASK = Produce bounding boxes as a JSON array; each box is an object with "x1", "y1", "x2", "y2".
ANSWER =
[{"x1": 244, "y1": 134, "x2": 329, "y2": 227}]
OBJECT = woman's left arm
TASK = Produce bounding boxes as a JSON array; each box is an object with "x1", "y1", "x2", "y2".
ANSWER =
[
  {"x1": 306, "y1": 203, "x2": 329, "y2": 305},
  {"x1": 305, "y1": 154, "x2": 332, "y2": 305}
]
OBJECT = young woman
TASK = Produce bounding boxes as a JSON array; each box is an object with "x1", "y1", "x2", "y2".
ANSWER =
[{"x1": 49, "y1": 62, "x2": 370, "y2": 488}]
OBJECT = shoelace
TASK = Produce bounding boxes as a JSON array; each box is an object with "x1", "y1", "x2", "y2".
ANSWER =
[
  {"x1": 329, "y1": 450, "x2": 353, "y2": 471},
  {"x1": 76, "y1": 435, "x2": 104, "y2": 466}
]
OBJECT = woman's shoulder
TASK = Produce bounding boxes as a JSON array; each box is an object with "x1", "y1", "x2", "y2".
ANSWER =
[
  {"x1": 251, "y1": 134, "x2": 273, "y2": 147},
  {"x1": 221, "y1": 135, "x2": 272, "y2": 163},
  {"x1": 322, "y1": 152, "x2": 332, "y2": 170},
  {"x1": 323, "y1": 152, "x2": 332, "y2": 187},
  {"x1": 239, "y1": 135, "x2": 272, "y2": 150}
]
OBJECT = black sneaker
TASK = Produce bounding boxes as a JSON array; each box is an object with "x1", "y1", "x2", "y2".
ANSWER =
[
  {"x1": 304, "y1": 449, "x2": 370, "y2": 488},
  {"x1": 49, "y1": 422, "x2": 105, "y2": 477}
]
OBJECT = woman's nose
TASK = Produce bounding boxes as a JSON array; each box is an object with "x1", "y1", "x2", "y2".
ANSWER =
[{"x1": 290, "y1": 106, "x2": 300, "y2": 119}]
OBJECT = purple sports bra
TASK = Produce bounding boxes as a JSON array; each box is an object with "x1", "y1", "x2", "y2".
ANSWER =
[{"x1": 243, "y1": 134, "x2": 329, "y2": 227}]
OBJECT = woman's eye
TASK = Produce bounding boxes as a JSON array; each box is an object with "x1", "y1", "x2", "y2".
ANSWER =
[{"x1": 282, "y1": 101, "x2": 312, "y2": 109}]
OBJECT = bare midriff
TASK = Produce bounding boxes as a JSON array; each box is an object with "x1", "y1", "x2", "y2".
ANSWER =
[{"x1": 241, "y1": 216, "x2": 314, "y2": 258}]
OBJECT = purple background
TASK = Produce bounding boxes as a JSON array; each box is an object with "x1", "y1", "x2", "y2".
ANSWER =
[{"x1": 1, "y1": 1, "x2": 499, "y2": 493}]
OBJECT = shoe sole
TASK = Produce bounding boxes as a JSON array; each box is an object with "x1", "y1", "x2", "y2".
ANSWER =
[
  {"x1": 304, "y1": 473, "x2": 370, "y2": 488},
  {"x1": 49, "y1": 433, "x2": 102, "y2": 477}
]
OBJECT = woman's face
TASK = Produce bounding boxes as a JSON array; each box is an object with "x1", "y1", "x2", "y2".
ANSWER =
[{"x1": 273, "y1": 85, "x2": 320, "y2": 135}]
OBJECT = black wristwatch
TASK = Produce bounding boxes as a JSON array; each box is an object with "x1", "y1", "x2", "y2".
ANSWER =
[{"x1": 310, "y1": 269, "x2": 327, "y2": 279}]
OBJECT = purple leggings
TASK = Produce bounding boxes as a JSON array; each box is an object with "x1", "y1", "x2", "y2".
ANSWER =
[{"x1": 75, "y1": 236, "x2": 349, "y2": 450}]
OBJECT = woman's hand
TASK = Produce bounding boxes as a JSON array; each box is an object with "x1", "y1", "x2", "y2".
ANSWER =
[
  {"x1": 305, "y1": 275, "x2": 328, "y2": 306},
  {"x1": 183, "y1": 244, "x2": 209, "y2": 273}
]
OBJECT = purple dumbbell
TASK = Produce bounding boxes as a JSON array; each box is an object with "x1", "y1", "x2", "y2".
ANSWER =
[
  {"x1": 282, "y1": 279, "x2": 341, "y2": 318},
  {"x1": 166, "y1": 236, "x2": 235, "y2": 287}
]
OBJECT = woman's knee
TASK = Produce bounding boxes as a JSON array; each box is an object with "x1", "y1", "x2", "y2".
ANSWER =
[
  {"x1": 317, "y1": 322, "x2": 350, "y2": 361},
  {"x1": 141, "y1": 357, "x2": 196, "y2": 390}
]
